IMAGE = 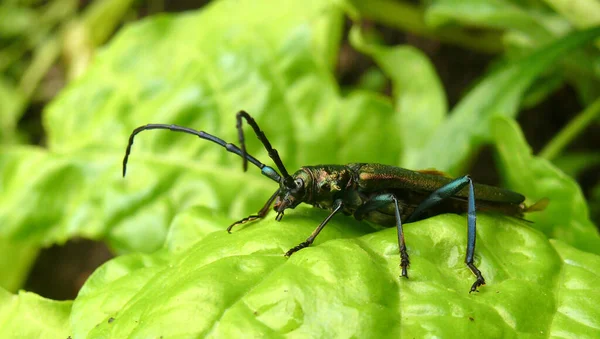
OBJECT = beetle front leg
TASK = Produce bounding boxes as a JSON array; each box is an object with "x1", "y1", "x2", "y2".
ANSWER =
[
  {"x1": 391, "y1": 195, "x2": 409, "y2": 279},
  {"x1": 227, "y1": 189, "x2": 280, "y2": 233},
  {"x1": 406, "y1": 175, "x2": 485, "y2": 293},
  {"x1": 285, "y1": 199, "x2": 344, "y2": 256}
]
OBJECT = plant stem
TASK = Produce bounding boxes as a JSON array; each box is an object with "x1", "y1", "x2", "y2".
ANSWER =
[{"x1": 539, "y1": 96, "x2": 600, "y2": 160}]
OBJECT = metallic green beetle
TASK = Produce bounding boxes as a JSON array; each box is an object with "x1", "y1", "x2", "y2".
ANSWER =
[{"x1": 123, "y1": 111, "x2": 546, "y2": 292}]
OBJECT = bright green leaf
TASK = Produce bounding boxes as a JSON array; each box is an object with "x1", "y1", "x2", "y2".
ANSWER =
[
  {"x1": 548, "y1": 240, "x2": 600, "y2": 337},
  {"x1": 0, "y1": 288, "x2": 72, "y2": 338},
  {"x1": 71, "y1": 208, "x2": 599, "y2": 337}
]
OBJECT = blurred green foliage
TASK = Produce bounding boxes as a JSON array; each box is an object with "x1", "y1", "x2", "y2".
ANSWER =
[{"x1": 1, "y1": 0, "x2": 599, "y2": 337}]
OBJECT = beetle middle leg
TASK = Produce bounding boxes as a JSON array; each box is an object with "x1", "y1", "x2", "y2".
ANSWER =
[
  {"x1": 406, "y1": 175, "x2": 485, "y2": 293},
  {"x1": 285, "y1": 199, "x2": 344, "y2": 257},
  {"x1": 355, "y1": 193, "x2": 409, "y2": 278}
]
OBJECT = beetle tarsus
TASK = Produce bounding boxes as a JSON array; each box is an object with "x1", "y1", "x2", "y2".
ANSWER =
[
  {"x1": 227, "y1": 215, "x2": 260, "y2": 233},
  {"x1": 400, "y1": 253, "x2": 410, "y2": 278},
  {"x1": 285, "y1": 241, "x2": 309, "y2": 257},
  {"x1": 469, "y1": 277, "x2": 486, "y2": 293},
  {"x1": 467, "y1": 263, "x2": 486, "y2": 293}
]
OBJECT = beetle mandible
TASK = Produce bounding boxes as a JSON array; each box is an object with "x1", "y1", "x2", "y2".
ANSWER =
[{"x1": 123, "y1": 111, "x2": 547, "y2": 292}]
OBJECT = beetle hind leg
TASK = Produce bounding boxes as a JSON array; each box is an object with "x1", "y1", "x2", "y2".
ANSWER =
[
  {"x1": 406, "y1": 175, "x2": 486, "y2": 293},
  {"x1": 467, "y1": 263, "x2": 485, "y2": 293}
]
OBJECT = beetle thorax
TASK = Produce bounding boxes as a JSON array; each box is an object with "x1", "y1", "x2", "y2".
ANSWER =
[{"x1": 302, "y1": 165, "x2": 353, "y2": 209}]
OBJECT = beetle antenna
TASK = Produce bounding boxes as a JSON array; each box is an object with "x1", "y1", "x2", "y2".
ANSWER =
[
  {"x1": 123, "y1": 124, "x2": 281, "y2": 183},
  {"x1": 236, "y1": 111, "x2": 295, "y2": 189}
]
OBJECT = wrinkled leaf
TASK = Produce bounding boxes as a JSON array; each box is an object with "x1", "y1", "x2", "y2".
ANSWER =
[
  {"x1": 0, "y1": 288, "x2": 72, "y2": 338},
  {"x1": 71, "y1": 208, "x2": 600, "y2": 337}
]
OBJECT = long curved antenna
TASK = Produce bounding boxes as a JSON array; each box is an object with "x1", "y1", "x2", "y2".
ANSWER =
[
  {"x1": 122, "y1": 124, "x2": 281, "y2": 183},
  {"x1": 236, "y1": 111, "x2": 295, "y2": 188}
]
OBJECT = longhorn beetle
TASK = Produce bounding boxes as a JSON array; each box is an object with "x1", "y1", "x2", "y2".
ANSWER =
[{"x1": 123, "y1": 111, "x2": 547, "y2": 293}]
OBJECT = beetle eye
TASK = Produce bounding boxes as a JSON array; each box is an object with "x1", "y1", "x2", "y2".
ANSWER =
[{"x1": 294, "y1": 178, "x2": 303, "y2": 188}]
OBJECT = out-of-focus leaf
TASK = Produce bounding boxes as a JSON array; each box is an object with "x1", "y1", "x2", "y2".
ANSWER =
[
  {"x1": 0, "y1": 4, "x2": 36, "y2": 38},
  {"x1": 426, "y1": 0, "x2": 556, "y2": 44},
  {"x1": 520, "y1": 72, "x2": 564, "y2": 109},
  {"x1": 345, "y1": 0, "x2": 504, "y2": 53},
  {"x1": 543, "y1": 0, "x2": 600, "y2": 29},
  {"x1": 0, "y1": 288, "x2": 72, "y2": 338},
  {"x1": 349, "y1": 26, "x2": 447, "y2": 167},
  {"x1": 409, "y1": 26, "x2": 600, "y2": 175},
  {"x1": 493, "y1": 117, "x2": 600, "y2": 254},
  {"x1": 71, "y1": 207, "x2": 600, "y2": 337},
  {"x1": 0, "y1": 238, "x2": 38, "y2": 292}
]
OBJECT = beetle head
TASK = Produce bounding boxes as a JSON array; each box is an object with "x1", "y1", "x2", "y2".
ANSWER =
[{"x1": 273, "y1": 169, "x2": 312, "y2": 221}]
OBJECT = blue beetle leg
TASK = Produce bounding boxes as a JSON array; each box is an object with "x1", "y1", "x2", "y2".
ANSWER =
[
  {"x1": 354, "y1": 194, "x2": 409, "y2": 278},
  {"x1": 406, "y1": 175, "x2": 485, "y2": 292},
  {"x1": 285, "y1": 199, "x2": 344, "y2": 257},
  {"x1": 227, "y1": 189, "x2": 280, "y2": 233},
  {"x1": 465, "y1": 179, "x2": 485, "y2": 293}
]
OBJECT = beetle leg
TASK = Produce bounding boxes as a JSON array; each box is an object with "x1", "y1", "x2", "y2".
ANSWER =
[
  {"x1": 227, "y1": 189, "x2": 280, "y2": 233},
  {"x1": 285, "y1": 199, "x2": 344, "y2": 257},
  {"x1": 391, "y1": 195, "x2": 409, "y2": 279},
  {"x1": 406, "y1": 175, "x2": 485, "y2": 293},
  {"x1": 354, "y1": 194, "x2": 409, "y2": 278}
]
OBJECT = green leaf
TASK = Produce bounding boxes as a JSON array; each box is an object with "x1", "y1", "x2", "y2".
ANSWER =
[
  {"x1": 0, "y1": 288, "x2": 72, "y2": 338},
  {"x1": 409, "y1": 25, "x2": 600, "y2": 175},
  {"x1": 543, "y1": 0, "x2": 600, "y2": 29},
  {"x1": 426, "y1": 0, "x2": 556, "y2": 43},
  {"x1": 72, "y1": 209, "x2": 600, "y2": 337},
  {"x1": 493, "y1": 117, "x2": 600, "y2": 254},
  {"x1": 548, "y1": 240, "x2": 600, "y2": 336}
]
